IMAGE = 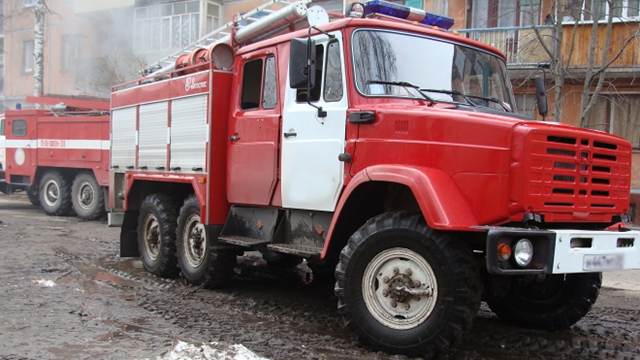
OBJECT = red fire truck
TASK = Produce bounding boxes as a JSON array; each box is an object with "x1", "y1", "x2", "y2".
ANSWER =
[
  {"x1": 110, "y1": 0, "x2": 640, "y2": 356},
  {"x1": 0, "y1": 96, "x2": 110, "y2": 219}
]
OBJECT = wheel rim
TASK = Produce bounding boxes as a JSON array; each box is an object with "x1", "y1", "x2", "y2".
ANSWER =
[
  {"x1": 143, "y1": 214, "x2": 161, "y2": 260},
  {"x1": 183, "y1": 213, "x2": 206, "y2": 268},
  {"x1": 362, "y1": 247, "x2": 438, "y2": 330},
  {"x1": 77, "y1": 182, "x2": 95, "y2": 210},
  {"x1": 43, "y1": 179, "x2": 60, "y2": 207}
]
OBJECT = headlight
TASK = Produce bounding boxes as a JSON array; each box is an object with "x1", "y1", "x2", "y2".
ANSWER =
[{"x1": 514, "y1": 239, "x2": 534, "y2": 267}]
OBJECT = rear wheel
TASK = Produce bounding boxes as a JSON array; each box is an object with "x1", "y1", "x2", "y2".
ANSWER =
[
  {"x1": 486, "y1": 273, "x2": 601, "y2": 330},
  {"x1": 137, "y1": 194, "x2": 179, "y2": 278},
  {"x1": 334, "y1": 212, "x2": 482, "y2": 357},
  {"x1": 71, "y1": 173, "x2": 105, "y2": 220},
  {"x1": 176, "y1": 196, "x2": 235, "y2": 288},
  {"x1": 38, "y1": 171, "x2": 72, "y2": 216}
]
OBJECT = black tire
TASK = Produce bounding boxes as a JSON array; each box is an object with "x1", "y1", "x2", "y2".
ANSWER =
[
  {"x1": 38, "y1": 171, "x2": 72, "y2": 216},
  {"x1": 176, "y1": 196, "x2": 235, "y2": 288},
  {"x1": 486, "y1": 273, "x2": 601, "y2": 330},
  {"x1": 71, "y1": 172, "x2": 105, "y2": 220},
  {"x1": 334, "y1": 212, "x2": 482, "y2": 357},
  {"x1": 27, "y1": 186, "x2": 39, "y2": 206},
  {"x1": 137, "y1": 193, "x2": 179, "y2": 278}
]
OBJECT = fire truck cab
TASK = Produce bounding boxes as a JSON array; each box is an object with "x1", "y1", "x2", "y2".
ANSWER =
[
  {"x1": 111, "y1": 1, "x2": 640, "y2": 356},
  {"x1": 0, "y1": 96, "x2": 110, "y2": 219}
]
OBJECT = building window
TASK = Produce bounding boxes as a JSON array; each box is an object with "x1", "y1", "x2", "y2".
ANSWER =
[
  {"x1": 134, "y1": 0, "x2": 201, "y2": 53},
  {"x1": 205, "y1": 2, "x2": 221, "y2": 33},
  {"x1": 584, "y1": 94, "x2": 640, "y2": 149},
  {"x1": 425, "y1": 0, "x2": 448, "y2": 15},
  {"x1": 23, "y1": 40, "x2": 34, "y2": 73},
  {"x1": 562, "y1": 0, "x2": 639, "y2": 22},
  {"x1": 471, "y1": 0, "x2": 540, "y2": 28},
  {"x1": 61, "y1": 35, "x2": 81, "y2": 72},
  {"x1": 515, "y1": 93, "x2": 538, "y2": 117},
  {"x1": 385, "y1": 0, "x2": 424, "y2": 10}
]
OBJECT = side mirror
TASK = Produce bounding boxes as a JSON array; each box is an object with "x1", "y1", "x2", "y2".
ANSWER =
[
  {"x1": 534, "y1": 77, "x2": 548, "y2": 118},
  {"x1": 289, "y1": 38, "x2": 316, "y2": 89}
]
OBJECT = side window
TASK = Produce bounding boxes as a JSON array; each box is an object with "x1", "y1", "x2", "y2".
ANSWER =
[
  {"x1": 12, "y1": 119, "x2": 26, "y2": 137},
  {"x1": 262, "y1": 56, "x2": 277, "y2": 109},
  {"x1": 0, "y1": 119, "x2": 4, "y2": 136},
  {"x1": 296, "y1": 44, "x2": 324, "y2": 103},
  {"x1": 323, "y1": 40, "x2": 343, "y2": 102},
  {"x1": 240, "y1": 59, "x2": 263, "y2": 109}
]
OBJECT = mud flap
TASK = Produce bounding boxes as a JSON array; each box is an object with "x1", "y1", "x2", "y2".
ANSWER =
[{"x1": 120, "y1": 210, "x2": 140, "y2": 257}]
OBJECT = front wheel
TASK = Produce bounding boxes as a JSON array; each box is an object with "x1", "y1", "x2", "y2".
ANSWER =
[
  {"x1": 334, "y1": 212, "x2": 482, "y2": 357},
  {"x1": 176, "y1": 196, "x2": 235, "y2": 288},
  {"x1": 486, "y1": 273, "x2": 601, "y2": 330}
]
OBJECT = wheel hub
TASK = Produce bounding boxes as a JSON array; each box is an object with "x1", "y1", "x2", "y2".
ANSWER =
[
  {"x1": 78, "y1": 183, "x2": 94, "y2": 209},
  {"x1": 143, "y1": 215, "x2": 160, "y2": 260},
  {"x1": 44, "y1": 180, "x2": 60, "y2": 207},
  {"x1": 362, "y1": 247, "x2": 438, "y2": 330},
  {"x1": 184, "y1": 214, "x2": 206, "y2": 268}
]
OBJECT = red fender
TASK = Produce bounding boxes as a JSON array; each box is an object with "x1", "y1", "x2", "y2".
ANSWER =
[
  {"x1": 321, "y1": 165, "x2": 479, "y2": 259},
  {"x1": 124, "y1": 172, "x2": 207, "y2": 217}
]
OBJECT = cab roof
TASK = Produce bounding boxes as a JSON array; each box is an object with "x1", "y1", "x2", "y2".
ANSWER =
[{"x1": 237, "y1": 17, "x2": 506, "y2": 61}]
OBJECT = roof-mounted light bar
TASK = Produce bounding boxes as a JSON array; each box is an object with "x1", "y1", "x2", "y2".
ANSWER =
[{"x1": 362, "y1": 0, "x2": 454, "y2": 30}]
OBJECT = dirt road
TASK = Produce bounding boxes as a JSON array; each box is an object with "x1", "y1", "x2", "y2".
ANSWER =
[{"x1": 1, "y1": 194, "x2": 639, "y2": 359}]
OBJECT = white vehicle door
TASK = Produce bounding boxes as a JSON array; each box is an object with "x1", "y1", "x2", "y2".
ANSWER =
[
  {"x1": 281, "y1": 31, "x2": 348, "y2": 212},
  {"x1": 0, "y1": 114, "x2": 5, "y2": 171}
]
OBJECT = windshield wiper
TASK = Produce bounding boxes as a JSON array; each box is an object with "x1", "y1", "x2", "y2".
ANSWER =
[
  {"x1": 367, "y1": 80, "x2": 435, "y2": 105},
  {"x1": 421, "y1": 88, "x2": 511, "y2": 112}
]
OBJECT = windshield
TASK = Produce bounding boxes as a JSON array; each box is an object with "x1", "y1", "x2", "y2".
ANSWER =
[{"x1": 352, "y1": 30, "x2": 516, "y2": 112}]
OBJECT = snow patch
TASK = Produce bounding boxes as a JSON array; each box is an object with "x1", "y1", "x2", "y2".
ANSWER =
[
  {"x1": 158, "y1": 340, "x2": 268, "y2": 360},
  {"x1": 32, "y1": 279, "x2": 56, "y2": 287}
]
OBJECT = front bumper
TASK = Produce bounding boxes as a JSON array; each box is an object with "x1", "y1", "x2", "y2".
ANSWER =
[{"x1": 487, "y1": 228, "x2": 640, "y2": 274}]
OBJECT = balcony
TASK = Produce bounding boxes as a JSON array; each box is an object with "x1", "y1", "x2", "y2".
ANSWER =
[{"x1": 457, "y1": 25, "x2": 554, "y2": 67}]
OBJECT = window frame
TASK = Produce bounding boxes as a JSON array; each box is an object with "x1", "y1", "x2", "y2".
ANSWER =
[
  {"x1": 323, "y1": 39, "x2": 344, "y2": 103},
  {"x1": 11, "y1": 119, "x2": 27, "y2": 137},
  {"x1": 22, "y1": 40, "x2": 34, "y2": 74},
  {"x1": 262, "y1": 55, "x2": 278, "y2": 110},
  {"x1": 561, "y1": 0, "x2": 640, "y2": 23},
  {"x1": 240, "y1": 58, "x2": 265, "y2": 110}
]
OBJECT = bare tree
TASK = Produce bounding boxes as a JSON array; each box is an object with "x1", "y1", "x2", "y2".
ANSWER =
[
  {"x1": 529, "y1": 0, "x2": 639, "y2": 124},
  {"x1": 28, "y1": 0, "x2": 49, "y2": 98}
]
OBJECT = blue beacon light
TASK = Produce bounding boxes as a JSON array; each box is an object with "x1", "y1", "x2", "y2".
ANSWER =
[{"x1": 362, "y1": 0, "x2": 454, "y2": 30}]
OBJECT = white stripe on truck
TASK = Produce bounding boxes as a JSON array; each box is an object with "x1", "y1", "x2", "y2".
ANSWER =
[{"x1": 4, "y1": 139, "x2": 110, "y2": 150}]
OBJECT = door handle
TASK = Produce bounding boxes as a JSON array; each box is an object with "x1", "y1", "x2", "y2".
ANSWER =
[
  {"x1": 283, "y1": 131, "x2": 297, "y2": 138},
  {"x1": 229, "y1": 134, "x2": 240, "y2": 142}
]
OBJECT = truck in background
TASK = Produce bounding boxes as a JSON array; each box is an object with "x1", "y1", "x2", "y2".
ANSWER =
[{"x1": 0, "y1": 96, "x2": 110, "y2": 220}]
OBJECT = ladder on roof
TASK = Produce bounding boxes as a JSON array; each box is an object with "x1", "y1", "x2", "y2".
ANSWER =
[{"x1": 142, "y1": 0, "x2": 304, "y2": 75}]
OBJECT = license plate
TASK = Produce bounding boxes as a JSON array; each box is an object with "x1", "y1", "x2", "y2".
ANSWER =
[{"x1": 583, "y1": 254, "x2": 624, "y2": 271}]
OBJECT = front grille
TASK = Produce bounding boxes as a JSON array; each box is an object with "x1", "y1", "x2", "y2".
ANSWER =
[{"x1": 525, "y1": 130, "x2": 631, "y2": 216}]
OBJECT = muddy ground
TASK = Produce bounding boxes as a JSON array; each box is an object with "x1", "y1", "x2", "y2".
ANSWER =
[{"x1": 1, "y1": 193, "x2": 639, "y2": 360}]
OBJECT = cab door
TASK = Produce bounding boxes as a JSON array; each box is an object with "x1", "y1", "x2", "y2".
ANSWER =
[
  {"x1": 281, "y1": 32, "x2": 348, "y2": 212},
  {"x1": 227, "y1": 51, "x2": 281, "y2": 205},
  {"x1": 5, "y1": 114, "x2": 36, "y2": 183}
]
